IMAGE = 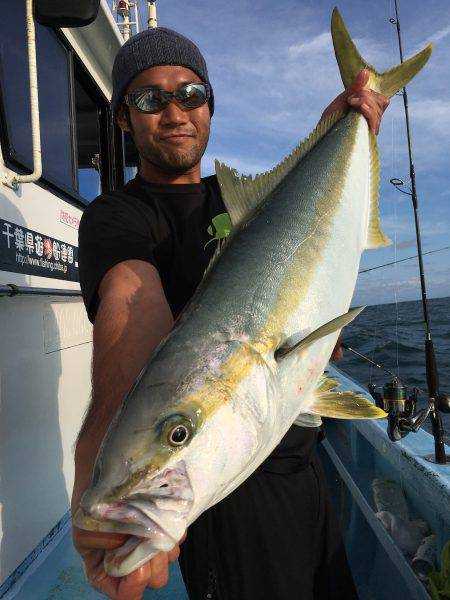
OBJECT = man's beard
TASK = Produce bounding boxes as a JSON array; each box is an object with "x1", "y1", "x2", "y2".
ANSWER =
[{"x1": 136, "y1": 132, "x2": 209, "y2": 174}]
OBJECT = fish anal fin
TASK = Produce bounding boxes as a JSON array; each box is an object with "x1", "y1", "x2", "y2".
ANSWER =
[
  {"x1": 275, "y1": 306, "x2": 365, "y2": 360},
  {"x1": 309, "y1": 390, "x2": 387, "y2": 419}
]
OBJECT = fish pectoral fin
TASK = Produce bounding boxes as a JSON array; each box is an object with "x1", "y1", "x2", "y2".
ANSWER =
[
  {"x1": 275, "y1": 307, "x2": 365, "y2": 360},
  {"x1": 309, "y1": 390, "x2": 387, "y2": 420}
]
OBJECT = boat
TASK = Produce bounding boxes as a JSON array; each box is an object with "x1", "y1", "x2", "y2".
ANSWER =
[{"x1": 0, "y1": 1, "x2": 448, "y2": 599}]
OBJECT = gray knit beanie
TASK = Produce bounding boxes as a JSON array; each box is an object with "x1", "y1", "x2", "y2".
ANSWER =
[{"x1": 111, "y1": 27, "x2": 214, "y2": 117}]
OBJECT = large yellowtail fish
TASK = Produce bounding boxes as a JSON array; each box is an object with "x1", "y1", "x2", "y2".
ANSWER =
[{"x1": 74, "y1": 8, "x2": 431, "y2": 576}]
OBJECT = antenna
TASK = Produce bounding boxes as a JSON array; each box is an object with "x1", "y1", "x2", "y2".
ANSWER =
[
  {"x1": 112, "y1": 1, "x2": 140, "y2": 40},
  {"x1": 148, "y1": 1, "x2": 158, "y2": 28}
]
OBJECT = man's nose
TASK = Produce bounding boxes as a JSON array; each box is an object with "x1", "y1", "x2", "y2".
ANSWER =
[{"x1": 160, "y1": 99, "x2": 189, "y2": 126}]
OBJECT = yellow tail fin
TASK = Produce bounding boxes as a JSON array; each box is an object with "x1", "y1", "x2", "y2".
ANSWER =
[{"x1": 331, "y1": 7, "x2": 432, "y2": 98}]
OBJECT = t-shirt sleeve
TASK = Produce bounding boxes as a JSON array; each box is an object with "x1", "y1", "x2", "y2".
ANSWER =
[{"x1": 78, "y1": 194, "x2": 159, "y2": 323}]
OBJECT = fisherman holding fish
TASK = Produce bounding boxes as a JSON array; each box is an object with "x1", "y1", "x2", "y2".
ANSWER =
[{"x1": 72, "y1": 18, "x2": 394, "y2": 600}]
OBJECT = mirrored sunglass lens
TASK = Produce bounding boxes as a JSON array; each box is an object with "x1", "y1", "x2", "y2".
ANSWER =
[
  {"x1": 177, "y1": 84, "x2": 208, "y2": 108},
  {"x1": 134, "y1": 90, "x2": 166, "y2": 112}
]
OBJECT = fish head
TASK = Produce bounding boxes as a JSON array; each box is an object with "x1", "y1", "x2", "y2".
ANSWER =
[
  {"x1": 74, "y1": 348, "x2": 263, "y2": 573},
  {"x1": 74, "y1": 383, "x2": 202, "y2": 546}
]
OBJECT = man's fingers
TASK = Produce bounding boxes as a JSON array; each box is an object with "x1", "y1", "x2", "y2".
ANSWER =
[
  {"x1": 330, "y1": 335, "x2": 343, "y2": 361},
  {"x1": 112, "y1": 562, "x2": 152, "y2": 600},
  {"x1": 321, "y1": 69, "x2": 389, "y2": 131},
  {"x1": 82, "y1": 548, "x2": 107, "y2": 575},
  {"x1": 146, "y1": 552, "x2": 169, "y2": 589},
  {"x1": 87, "y1": 562, "x2": 120, "y2": 599},
  {"x1": 73, "y1": 526, "x2": 166, "y2": 599},
  {"x1": 359, "y1": 102, "x2": 375, "y2": 130},
  {"x1": 179, "y1": 530, "x2": 187, "y2": 545},
  {"x1": 73, "y1": 526, "x2": 129, "y2": 551},
  {"x1": 82, "y1": 551, "x2": 151, "y2": 600},
  {"x1": 346, "y1": 68, "x2": 370, "y2": 93},
  {"x1": 167, "y1": 544, "x2": 180, "y2": 564},
  {"x1": 347, "y1": 94, "x2": 384, "y2": 134},
  {"x1": 84, "y1": 557, "x2": 121, "y2": 599}
]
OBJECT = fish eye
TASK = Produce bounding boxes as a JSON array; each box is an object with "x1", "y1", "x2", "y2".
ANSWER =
[
  {"x1": 162, "y1": 416, "x2": 194, "y2": 448},
  {"x1": 169, "y1": 424, "x2": 190, "y2": 446}
]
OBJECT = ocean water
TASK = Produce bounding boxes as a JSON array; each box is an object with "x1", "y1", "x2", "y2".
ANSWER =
[{"x1": 339, "y1": 296, "x2": 450, "y2": 444}]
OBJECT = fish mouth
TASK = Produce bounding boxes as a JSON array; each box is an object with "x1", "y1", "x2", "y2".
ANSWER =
[{"x1": 74, "y1": 462, "x2": 194, "y2": 576}]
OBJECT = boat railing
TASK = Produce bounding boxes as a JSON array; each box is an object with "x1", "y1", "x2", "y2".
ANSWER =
[{"x1": 0, "y1": 284, "x2": 82, "y2": 297}]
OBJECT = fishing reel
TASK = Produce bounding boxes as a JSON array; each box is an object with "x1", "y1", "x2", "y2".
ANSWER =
[{"x1": 368, "y1": 379, "x2": 450, "y2": 442}]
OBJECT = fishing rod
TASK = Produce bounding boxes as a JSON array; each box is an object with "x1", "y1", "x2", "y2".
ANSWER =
[
  {"x1": 343, "y1": 343, "x2": 434, "y2": 439},
  {"x1": 358, "y1": 245, "x2": 450, "y2": 274},
  {"x1": 363, "y1": 0, "x2": 450, "y2": 463},
  {"x1": 341, "y1": 343, "x2": 397, "y2": 379}
]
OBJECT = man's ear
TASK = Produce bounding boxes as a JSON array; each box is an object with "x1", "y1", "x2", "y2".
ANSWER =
[{"x1": 116, "y1": 105, "x2": 131, "y2": 132}]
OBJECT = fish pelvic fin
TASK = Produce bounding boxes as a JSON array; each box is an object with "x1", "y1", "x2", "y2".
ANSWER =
[
  {"x1": 215, "y1": 109, "x2": 346, "y2": 229},
  {"x1": 309, "y1": 389, "x2": 387, "y2": 420},
  {"x1": 331, "y1": 7, "x2": 432, "y2": 98},
  {"x1": 275, "y1": 306, "x2": 364, "y2": 360},
  {"x1": 317, "y1": 375, "x2": 341, "y2": 393},
  {"x1": 311, "y1": 375, "x2": 386, "y2": 419}
]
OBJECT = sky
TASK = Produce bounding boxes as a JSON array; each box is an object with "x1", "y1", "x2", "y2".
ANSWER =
[{"x1": 132, "y1": 0, "x2": 450, "y2": 306}]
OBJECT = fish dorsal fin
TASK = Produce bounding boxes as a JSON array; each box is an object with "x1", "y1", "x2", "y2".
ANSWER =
[
  {"x1": 309, "y1": 389, "x2": 386, "y2": 419},
  {"x1": 275, "y1": 307, "x2": 364, "y2": 360},
  {"x1": 215, "y1": 109, "x2": 346, "y2": 228},
  {"x1": 203, "y1": 235, "x2": 228, "y2": 278}
]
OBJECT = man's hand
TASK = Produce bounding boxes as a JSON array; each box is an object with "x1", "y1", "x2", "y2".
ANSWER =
[
  {"x1": 330, "y1": 336, "x2": 344, "y2": 361},
  {"x1": 321, "y1": 69, "x2": 389, "y2": 135},
  {"x1": 72, "y1": 260, "x2": 176, "y2": 598},
  {"x1": 73, "y1": 527, "x2": 184, "y2": 600}
]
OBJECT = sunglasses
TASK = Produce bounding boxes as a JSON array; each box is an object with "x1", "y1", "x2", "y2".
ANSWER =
[{"x1": 124, "y1": 82, "x2": 210, "y2": 114}]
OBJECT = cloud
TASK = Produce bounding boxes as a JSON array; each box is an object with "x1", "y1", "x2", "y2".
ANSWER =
[
  {"x1": 414, "y1": 24, "x2": 450, "y2": 52},
  {"x1": 396, "y1": 239, "x2": 416, "y2": 249},
  {"x1": 429, "y1": 24, "x2": 450, "y2": 44},
  {"x1": 146, "y1": 0, "x2": 450, "y2": 304},
  {"x1": 409, "y1": 98, "x2": 450, "y2": 133},
  {"x1": 288, "y1": 32, "x2": 330, "y2": 58}
]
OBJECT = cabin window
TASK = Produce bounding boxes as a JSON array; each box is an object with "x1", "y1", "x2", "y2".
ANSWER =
[
  {"x1": 123, "y1": 132, "x2": 139, "y2": 183},
  {"x1": 74, "y1": 73, "x2": 102, "y2": 201},
  {"x1": 0, "y1": 1, "x2": 114, "y2": 204},
  {"x1": 0, "y1": 1, "x2": 73, "y2": 190}
]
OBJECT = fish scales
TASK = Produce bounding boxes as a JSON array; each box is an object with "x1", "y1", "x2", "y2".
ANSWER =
[
  {"x1": 74, "y1": 8, "x2": 432, "y2": 577},
  {"x1": 105, "y1": 112, "x2": 361, "y2": 485}
]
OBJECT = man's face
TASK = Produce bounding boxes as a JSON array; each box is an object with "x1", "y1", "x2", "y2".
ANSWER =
[{"x1": 117, "y1": 65, "x2": 211, "y2": 174}]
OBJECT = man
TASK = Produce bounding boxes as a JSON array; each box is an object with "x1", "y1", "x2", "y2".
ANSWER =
[{"x1": 72, "y1": 26, "x2": 388, "y2": 600}]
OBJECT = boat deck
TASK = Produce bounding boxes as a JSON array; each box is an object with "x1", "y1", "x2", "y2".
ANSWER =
[
  {"x1": 2, "y1": 366, "x2": 449, "y2": 600},
  {"x1": 1, "y1": 517, "x2": 188, "y2": 599}
]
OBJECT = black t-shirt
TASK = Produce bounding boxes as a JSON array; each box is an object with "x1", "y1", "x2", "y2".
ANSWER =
[
  {"x1": 79, "y1": 174, "x2": 226, "y2": 323},
  {"x1": 78, "y1": 173, "x2": 317, "y2": 462}
]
